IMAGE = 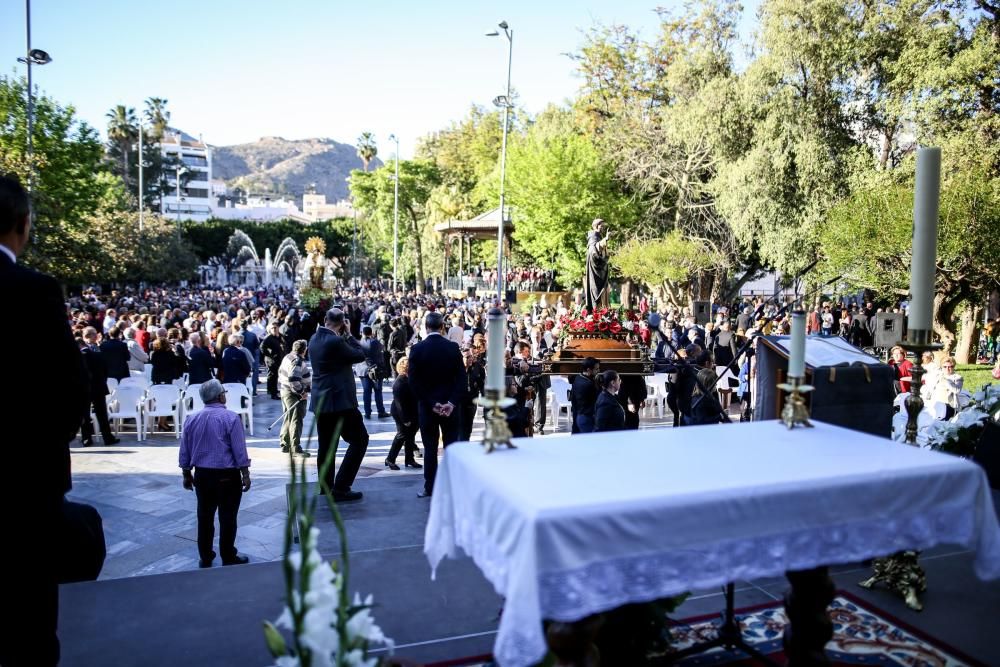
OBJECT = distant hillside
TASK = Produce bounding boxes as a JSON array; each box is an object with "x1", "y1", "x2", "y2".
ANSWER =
[{"x1": 211, "y1": 136, "x2": 382, "y2": 203}]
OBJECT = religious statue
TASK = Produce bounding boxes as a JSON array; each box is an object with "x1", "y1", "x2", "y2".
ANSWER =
[
  {"x1": 303, "y1": 237, "x2": 328, "y2": 289},
  {"x1": 584, "y1": 218, "x2": 610, "y2": 311}
]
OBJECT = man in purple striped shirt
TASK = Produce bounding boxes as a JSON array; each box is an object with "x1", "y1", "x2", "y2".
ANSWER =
[{"x1": 179, "y1": 379, "x2": 252, "y2": 568}]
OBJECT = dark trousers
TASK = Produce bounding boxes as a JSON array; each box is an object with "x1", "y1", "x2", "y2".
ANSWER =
[
  {"x1": 81, "y1": 393, "x2": 113, "y2": 442},
  {"x1": 361, "y1": 375, "x2": 385, "y2": 416},
  {"x1": 419, "y1": 402, "x2": 459, "y2": 494},
  {"x1": 461, "y1": 401, "x2": 476, "y2": 441},
  {"x1": 266, "y1": 364, "x2": 279, "y2": 397},
  {"x1": 194, "y1": 467, "x2": 243, "y2": 562},
  {"x1": 534, "y1": 375, "x2": 550, "y2": 429},
  {"x1": 575, "y1": 413, "x2": 594, "y2": 433},
  {"x1": 387, "y1": 417, "x2": 419, "y2": 464},
  {"x1": 0, "y1": 496, "x2": 61, "y2": 666},
  {"x1": 316, "y1": 409, "x2": 369, "y2": 492}
]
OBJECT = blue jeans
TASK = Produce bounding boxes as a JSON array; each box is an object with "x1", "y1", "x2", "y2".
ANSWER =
[{"x1": 361, "y1": 375, "x2": 385, "y2": 416}]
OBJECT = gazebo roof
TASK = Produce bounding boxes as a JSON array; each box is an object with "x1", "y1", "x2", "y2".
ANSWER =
[{"x1": 433, "y1": 207, "x2": 513, "y2": 240}]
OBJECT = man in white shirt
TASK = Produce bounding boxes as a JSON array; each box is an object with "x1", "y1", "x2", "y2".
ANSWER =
[{"x1": 446, "y1": 313, "x2": 465, "y2": 345}]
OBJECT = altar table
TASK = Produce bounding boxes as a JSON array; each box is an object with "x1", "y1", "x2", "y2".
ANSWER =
[{"x1": 424, "y1": 420, "x2": 1000, "y2": 667}]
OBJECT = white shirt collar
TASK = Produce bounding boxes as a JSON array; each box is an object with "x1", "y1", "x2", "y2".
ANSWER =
[{"x1": 0, "y1": 244, "x2": 16, "y2": 264}]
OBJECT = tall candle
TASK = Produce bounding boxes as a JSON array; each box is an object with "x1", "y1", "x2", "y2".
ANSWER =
[
  {"x1": 908, "y1": 147, "x2": 941, "y2": 332},
  {"x1": 485, "y1": 307, "x2": 506, "y2": 392},
  {"x1": 788, "y1": 310, "x2": 806, "y2": 378}
]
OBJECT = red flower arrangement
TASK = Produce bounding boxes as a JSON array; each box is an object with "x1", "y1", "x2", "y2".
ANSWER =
[{"x1": 557, "y1": 305, "x2": 643, "y2": 342}]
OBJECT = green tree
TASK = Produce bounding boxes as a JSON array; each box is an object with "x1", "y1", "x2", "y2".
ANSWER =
[
  {"x1": 615, "y1": 231, "x2": 723, "y2": 308},
  {"x1": 0, "y1": 76, "x2": 122, "y2": 284},
  {"x1": 819, "y1": 163, "x2": 1000, "y2": 361},
  {"x1": 350, "y1": 160, "x2": 441, "y2": 293},
  {"x1": 496, "y1": 106, "x2": 639, "y2": 284},
  {"x1": 356, "y1": 132, "x2": 377, "y2": 172},
  {"x1": 106, "y1": 104, "x2": 137, "y2": 180},
  {"x1": 144, "y1": 97, "x2": 170, "y2": 142}
]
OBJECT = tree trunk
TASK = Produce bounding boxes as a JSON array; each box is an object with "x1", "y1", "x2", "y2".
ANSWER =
[
  {"x1": 720, "y1": 261, "x2": 762, "y2": 304},
  {"x1": 411, "y1": 218, "x2": 425, "y2": 295},
  {"x1": 620, "y1": 279, "x2": 636, "y2": 309},
  {"x1": 956, "y1": 304, "x2": 984, "y2": 364},
  {"x1": 933, "y1": 288, "x2": 969, "y2": 355}
]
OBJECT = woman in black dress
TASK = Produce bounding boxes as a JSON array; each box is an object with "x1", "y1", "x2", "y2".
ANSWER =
[
  {"x1": 385, "y1": 357, "x2": 422, "y2": 470},
  {"x1": 594, "y1": 370, "x2": 626, "y2": 432}
]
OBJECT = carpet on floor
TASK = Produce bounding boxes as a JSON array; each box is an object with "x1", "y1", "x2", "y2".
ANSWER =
[{"x1": 414, "y1": 591, "x2": 984, "y2": 667}]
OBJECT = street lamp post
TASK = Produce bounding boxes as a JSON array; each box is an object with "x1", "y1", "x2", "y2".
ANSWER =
[
  {"x1": 17, "y1": 0, "x2": 52, "y2": 205},
  {"x1": 487, "y1": 21, "x2": 513, "y2": 302},
  {"x1": 388, "y1": 133, "x2": 400, "y2": 293}
]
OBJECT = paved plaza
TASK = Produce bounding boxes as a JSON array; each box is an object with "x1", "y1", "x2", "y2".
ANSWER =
[{"x1": 69, "y1": 378, "x2": 677, "y2": 580}]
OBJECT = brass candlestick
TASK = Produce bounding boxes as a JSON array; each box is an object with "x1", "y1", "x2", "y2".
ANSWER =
[
  {"x1": 858, "y1": 327, "x2": 941, "y2": 611},
  {"x1": 476, "y1": 388, "x2": 517, "y2": 454},
  {"x1": 778, "y1": 375, "x2": 814, "y2": 429}
]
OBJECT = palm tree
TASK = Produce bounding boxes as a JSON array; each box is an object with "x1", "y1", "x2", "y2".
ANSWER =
[
  {"x1": 356, "y1": 132, "x2": 377, "y2": 172},
  {"x1": 144, "y1": 97, "x2": 170, "y2": 142},
  {"x1": 106, "y1": 104, "x2": 137, "y2": 178}
]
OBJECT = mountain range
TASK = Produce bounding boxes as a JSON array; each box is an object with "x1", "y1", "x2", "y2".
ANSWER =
[{"x1": 210, "y1": 136, "x2": 382, "y2": 204}]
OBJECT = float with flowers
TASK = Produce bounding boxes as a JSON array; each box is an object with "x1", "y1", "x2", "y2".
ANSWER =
[{"x1": 543, "y1": 305, "x2": 653, "y2": 376}]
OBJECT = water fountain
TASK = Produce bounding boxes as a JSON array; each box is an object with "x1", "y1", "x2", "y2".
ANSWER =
[{"x1": 211, "y1": 230, "x2": 302, "y2": 287}]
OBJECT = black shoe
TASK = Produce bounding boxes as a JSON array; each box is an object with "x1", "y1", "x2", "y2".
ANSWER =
[
  {"x1": 332, "y1": 489, "x2": 363, "y2": 502},
  {"x1": 417, "y1": 490, "x2": 432, "y2": 498},
  {"x1": 536, "y1": 426, "x2": 545, "y2": 435},
  {"x1": 281, "y1": 445, "x2": 290, "y2": 453},
  {"x1": 104, "y1": 436, "x2": 121, "y2": 445},
  {"x1": 377, "y1": 412, "x2": 390, "y2": 419},
  {"x1": 405, "y1": 460, "x2": 423, "y2": 469},
  {"x1": 270, "y1": 394, "x2": 280, "y2": 400},
  {"x1": 222, "y1": 555, "x2": 249, "y2": 566},
  {"x1": 385, "y1": 460, "x2": 400, "y2": 471},
  {"x1": 293, "y1": 447, "x2": 308, "y2": 457},
  {"x1": 199, "y1": 551, "x2": 216, "y2": 568},
  {"x1": 365, "y1": 413, "x2": 372, "y2": 419}
]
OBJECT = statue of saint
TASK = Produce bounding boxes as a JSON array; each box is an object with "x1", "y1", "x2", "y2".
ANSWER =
[
  {"x1": 584, "y1": 218, "x2": 610, "y2": 311},
  {"x1": 302, "y1": 237, "x2": 329, "y2": 289}
]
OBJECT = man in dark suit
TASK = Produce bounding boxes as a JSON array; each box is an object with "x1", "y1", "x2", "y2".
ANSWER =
[
  {"x1": 239, "y1": 319, "x2": 261, "y2": 395},
  {"x1": 616, "y1": 374, "x2": 648, "y2": 429},
  {"x1": 261, "y1": 322, "x2": 285, "y2": 399},
  {"x1": 308, "y1": 308, "x2": 369, "y2": 502},
  {"x1": 100, "y1": 326, "x2": 131, "y2": 381},
  {"x1": 407, "y1": 312, "x2": 466, "y2": 497},
  {"x1": 570, "y1": 357, "x2": 600, "y2": 433},
  {"x1": 187, "y1": 332, "x2": 215, "y2": 384},
  {"x1": 80, "y1": 326, "x2": 121, "y2": 447},
  {"x1": 0, "y1": 175, "x2": 88, "y2": 666},
  {"x1": 221, "y1": 333, "x2": 251, "y2": 386}
]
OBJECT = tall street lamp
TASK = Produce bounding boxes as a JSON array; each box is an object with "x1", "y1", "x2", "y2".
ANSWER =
[
  {"x1": 17, "y1": 0, "x2": 52, "y2": 204},
  {"x1": 486, "y1": 20, "x2": 513, "y2": 302},
  {"x1": 388, "y1": 133, "x2": 400, "y2": 293}
]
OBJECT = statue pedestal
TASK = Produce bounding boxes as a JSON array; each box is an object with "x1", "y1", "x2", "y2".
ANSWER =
[{"x1": 543, "y1": 333, "x2": 652, "y2": 376}]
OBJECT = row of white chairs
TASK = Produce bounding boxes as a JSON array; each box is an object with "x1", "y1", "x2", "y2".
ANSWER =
[
  {"x1": 97, "y1": 380, "x2": 255, "y2": 441},
  {"x1": 542, "y1": 372, "x2": 677, "y2": 432}
]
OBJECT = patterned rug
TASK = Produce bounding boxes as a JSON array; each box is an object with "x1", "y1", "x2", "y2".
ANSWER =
[{"x1": 419, "y1": 591, "x2": 985, "y2": 667}]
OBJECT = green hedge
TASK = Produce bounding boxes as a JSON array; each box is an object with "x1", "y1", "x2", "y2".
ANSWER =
[{"x1": 182, "y1": 218, "x2": 351, "y2": 264}]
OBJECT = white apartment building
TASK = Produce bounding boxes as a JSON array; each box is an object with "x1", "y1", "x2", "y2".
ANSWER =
[
  {"x1": 160, "y1": 131, "x2": 213, "y2": 222},
  {"x1": 302, "y1": 192, "x2": 354, "y2": 221}
]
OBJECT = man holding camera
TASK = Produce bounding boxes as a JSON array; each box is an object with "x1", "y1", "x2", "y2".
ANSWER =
[{"x1": 308, "y1": 308, "x2": 369, "y2": 502}]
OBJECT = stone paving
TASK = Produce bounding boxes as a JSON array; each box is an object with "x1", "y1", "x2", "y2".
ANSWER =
[{"x1": 70, "y1": 377, "x2": 680, "y2": 579}]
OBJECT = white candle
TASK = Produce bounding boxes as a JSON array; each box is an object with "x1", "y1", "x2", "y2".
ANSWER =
[
  {"x1": 908, "y1": 147, "x2": 941, "y2": 332},
  {"x1": 788, "y1": 310, "x2": 806, "y2": 378},
  {"x1": 485, "y1": 307, "x2": 506, "y2": 392}
]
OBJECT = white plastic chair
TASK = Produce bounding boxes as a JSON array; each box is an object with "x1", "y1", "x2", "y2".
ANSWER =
[
  {"x1": 645, "y1": 373, "x2": 669, "y2": 418},
  {"x1": 107, "y1": 385, "x2": 146, "y2": 441},
  {"x1": 143, "y1": 363, "x2": 153, "y2": 382},
  {"x1": 549, "y1": 376, "x2": 572, "y2": 431},
  {"x1": 145, "y1": 385, "x2": 182, "y2": 438},
  {"x1": 120, "y1": 375, "x2": 150, "y2": 392},
  {"x1": 182, "y1": 385, "x2": 206, "y2": 423},
  {"x1": 106, "y1": 377, "x2": 119, "y2": 394},
  {"x1": 223, "y1": 382, "x2": 254, "y2": 435}
]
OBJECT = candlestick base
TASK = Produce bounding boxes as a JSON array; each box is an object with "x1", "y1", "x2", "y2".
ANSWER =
[
  {"x1": 777, "y1": 375, "x2": 814, "y2": 430},
  {"x1": 476, "y1": 389, "x2": 518, "y2": 454}
]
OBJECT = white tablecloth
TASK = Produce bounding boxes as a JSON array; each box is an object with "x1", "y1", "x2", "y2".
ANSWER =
[{"x1": 424, "y1": 420, "x2": 1000, "y2": 667}]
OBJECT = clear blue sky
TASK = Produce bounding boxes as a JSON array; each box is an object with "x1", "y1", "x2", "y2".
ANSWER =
[{"x1": 1, "y1": 0, "x2": 759, "y2": 159}]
